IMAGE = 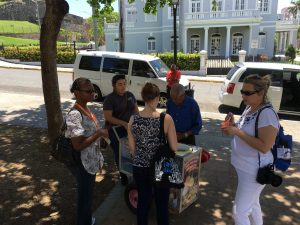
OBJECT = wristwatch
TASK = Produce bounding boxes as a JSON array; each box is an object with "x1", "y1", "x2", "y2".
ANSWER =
[{"x1": 184, "y1": 132, "x2": 189, "y2": 138}]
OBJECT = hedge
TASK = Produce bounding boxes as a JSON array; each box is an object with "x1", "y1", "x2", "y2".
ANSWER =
[
  {"x1": 0, "y1": 47, "x2": 200, "y2": 70},
  {"x1": 0, "y1": 46, "x2": 76, "y2": 63},
  {"x1": 153, "y1": 52, "x2": 200, "y2": 71}
]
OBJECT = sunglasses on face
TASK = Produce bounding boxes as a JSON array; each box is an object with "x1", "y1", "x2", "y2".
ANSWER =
[
  {"x1": 240, "y1": 90, "x2": 258, "y2": 96},
  {"x1": 79, "y1": 89, "x2": 95, "y2": 94}
]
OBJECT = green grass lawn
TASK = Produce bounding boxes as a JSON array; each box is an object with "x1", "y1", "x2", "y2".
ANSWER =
[
  {"x1": 0, "y1": 35, "x2": 88, "y2": 46},
  {"x1": 0, "y1": 20, "x2": 39, "y2": 34},
  {"x1": 0, "y1": 35, "x2": 39, "y2": 45}
]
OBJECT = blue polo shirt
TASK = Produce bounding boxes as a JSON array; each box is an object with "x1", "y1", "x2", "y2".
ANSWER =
[{"x1": 166, "y1": 96, "x2": 202, "y2": 135}]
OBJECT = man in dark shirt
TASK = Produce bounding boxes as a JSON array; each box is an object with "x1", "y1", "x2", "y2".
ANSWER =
[
  {"x1": 103, "y1": 74, "x2": 139, "y2": 185},
  {"x1": 166, "y1": 83, "x2": 202, "y2": 145}
]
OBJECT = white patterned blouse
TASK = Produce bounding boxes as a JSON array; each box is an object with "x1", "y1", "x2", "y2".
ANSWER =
[{"x1": 65, "y1": 109, "x2": 104, "y2": 175}]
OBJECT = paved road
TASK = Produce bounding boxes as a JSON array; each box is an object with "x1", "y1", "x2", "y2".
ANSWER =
[
  {"x1": 0, "y1": 68, "x2": 222, "y2": 113},
  {"x1": 0, "y1": 68, "x2": 72, "y2": 99}
]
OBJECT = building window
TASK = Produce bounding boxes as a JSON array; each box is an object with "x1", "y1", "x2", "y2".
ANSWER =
[
  {"x1": 258, "y1": 32, "x2": 266, "y2": 49},
  {"x1": 126, "y1": 8, "x2": 137, "y2": 22},
  {"x1": 211, "y1": 34, "x2": 221, "y2": 56},
  {"x1": 148, "y1": 37, "x2": 156, "y2": 51},
  {"x1": 170, "y1": 36, "x2": 179, "y2": 51},
  {"x1": 190, "y1": 0, "x2": 202, "y2": 13},
  {"x1": 190, "y1": 35, "x2": 200, "y2": 53},
  {"x1": 169, "y1": 6, "x2": 180, "y2": 19},
  {"x1": 235, "y1": 0, "x2": 245, "y2": 10},
  {"x1": 232, "y1": 33, "x2": 243, "y2": 55},
  {"x1": 211, "y1": 0, "x2": 223, "y2": 11},
  {"x1": 258, "y1": 0, "x2": 269, "y2": 13},
  {"x1": 145, "y1": 13, "x2": 157, "y2": 22}
]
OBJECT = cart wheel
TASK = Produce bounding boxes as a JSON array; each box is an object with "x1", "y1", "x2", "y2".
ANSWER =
[{"x1": 124, "y1": 182, "x2": 138, "y2": 214}]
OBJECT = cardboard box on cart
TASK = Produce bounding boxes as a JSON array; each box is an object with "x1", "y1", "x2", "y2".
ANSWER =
[{"x1": 117, "y1": 131, "x2": 202, "y2": 214}]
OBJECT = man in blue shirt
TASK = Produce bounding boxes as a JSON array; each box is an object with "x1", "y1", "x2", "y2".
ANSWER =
[{"x1": 166, "y1": 84, "x2": 202, "y2": 145}]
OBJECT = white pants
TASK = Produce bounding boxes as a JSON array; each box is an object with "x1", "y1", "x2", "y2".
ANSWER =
[{"x1": 233, "y1": 168, "x2": 265, "y2": 225}]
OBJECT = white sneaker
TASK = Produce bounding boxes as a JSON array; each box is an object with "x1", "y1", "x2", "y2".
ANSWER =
[{"x1": 91, "y1": 217, "x2": 96, "y2": 225}]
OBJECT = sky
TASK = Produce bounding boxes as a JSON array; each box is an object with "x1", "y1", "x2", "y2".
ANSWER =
[{"x1": 67, "y1": 0, "x2": 293, "y2": 19}]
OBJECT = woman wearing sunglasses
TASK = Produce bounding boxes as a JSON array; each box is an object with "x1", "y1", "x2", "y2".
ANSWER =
[
  {"x1": 66, "y1": 77, "x2": 108, "y2": 225},
  {"x1": 221, "y1": 75, "x2": 279, "y2": 225}
]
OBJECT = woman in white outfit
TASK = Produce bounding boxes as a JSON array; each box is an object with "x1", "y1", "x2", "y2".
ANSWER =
[{"x1": 222, "y1": 75, "x2": 279, "y2": 225}]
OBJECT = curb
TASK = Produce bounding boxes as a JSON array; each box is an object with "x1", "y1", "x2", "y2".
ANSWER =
[
  {"x1": 0, "y1": 62, "x2": 224, "y2": 82},
  {"x1": 93, "y1": 182, "x2": 124, "y2": 225}
]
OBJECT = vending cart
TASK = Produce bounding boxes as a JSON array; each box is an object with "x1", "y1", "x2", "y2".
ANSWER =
[{"x1": 117, "y1": 131, "x2": 202, "y2": 214}]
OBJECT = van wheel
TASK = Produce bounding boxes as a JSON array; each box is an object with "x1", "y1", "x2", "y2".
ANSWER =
[
  {"x1": 93, "y1": 85, "x2": 103, "y2": 102},
  {"x1": 158, "y1": 93, "x2": 168, "y2": 108},
  {"x1": 239, "y1": 101, "x2": 246, "y2": 113}
]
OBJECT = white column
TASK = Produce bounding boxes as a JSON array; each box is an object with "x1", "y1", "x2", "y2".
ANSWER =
[
  {"x1": 225, "y1": 26, "x2": 231, "y2": 58},
  {"x1": 248, "y1": 25, "x2": 252, "y2": 56},
  {"x1": 199, "y1": 50, "x2": 207, "y2": 76},
  {"x1": 279, "y1": 32, "x2": 283, "y2": 53},
  {"x1": 289, "y1": 31, "x2": 294, "y2": 45},
  {"x1": 204, "y1": 27, "x2": 209, "y2": 51},
  {"x1": 239, "y1": 50, "x2": 247, "y2": 63},
  {"x1": 183, "y1": 28, "x2": 187, "y2": 53}
]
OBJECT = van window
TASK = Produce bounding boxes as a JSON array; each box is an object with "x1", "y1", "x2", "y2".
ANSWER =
[
  {"x1": 79, "y1": 56, "x2": 102, "y2": 71},
  {"x1": 226, "y1": 65, "x2": 240, "y2": 80},
  {"x1": 103, "y1": 57, "x2": 129, "y2": 74},
  {"x1": 149, "y1": 59, "x2": 169, "y2": 77},
  {"x1": 239, "y1": 69, "x2": 282, "y2": 87},
  {"x1": 132, "y1": 60, "x2": 156, "y2": 78}
]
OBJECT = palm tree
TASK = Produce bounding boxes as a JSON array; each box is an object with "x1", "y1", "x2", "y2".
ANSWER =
[{"x1": 288, "y1": 0, "x2": 300, "y2": 18}]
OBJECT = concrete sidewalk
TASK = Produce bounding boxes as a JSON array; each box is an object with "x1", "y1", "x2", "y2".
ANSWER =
[
  {"x1": 0, "y1": 59, "x2": 225, "y2": 83},
  {"x1": 0, "y1": 78, "x2": 299, "y2": 225},
  {"x1": 95, "y1": 112, "x2": 300, "y2": 225}
]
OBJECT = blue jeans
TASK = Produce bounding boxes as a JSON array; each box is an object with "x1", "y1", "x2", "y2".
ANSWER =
[
  {"x1": 133, "y1": 166, "x2": 170, "y2": 225},
  {"x1": 70, "y1": 164, "x2": 95, "y2": 225}
]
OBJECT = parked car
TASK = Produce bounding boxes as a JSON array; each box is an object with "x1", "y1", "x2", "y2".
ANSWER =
[
  {"x1": 219, "y1": 62, "x2": 300, "y2": 116},
  {"x1": 73, "y1": 51, "x2": 190, "y2": 107}
]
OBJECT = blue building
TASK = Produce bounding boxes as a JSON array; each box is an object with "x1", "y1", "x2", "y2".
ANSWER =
[{"x1": 104, "y1": 0, "x2": 298, "y2": 58}]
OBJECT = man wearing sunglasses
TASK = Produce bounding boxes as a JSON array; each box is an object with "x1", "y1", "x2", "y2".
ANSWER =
[{"x1": 103, "y1": 74, "x2": 139, "y2": 185}]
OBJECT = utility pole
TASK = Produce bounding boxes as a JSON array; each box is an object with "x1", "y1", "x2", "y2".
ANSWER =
[
  {"x1": 119, "y1": 0, "x2": 125, "y2": 52},
  {"x1": 92, "y1": 6, "x2": 99, "y2": 50},
  {"x1": 35, "y1": 0, "x2": 41, "y2": 30}
]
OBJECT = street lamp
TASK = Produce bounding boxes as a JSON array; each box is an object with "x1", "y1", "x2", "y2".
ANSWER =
[{"x1": 172, "y1": 0, "x2": 179, "y2": 65}]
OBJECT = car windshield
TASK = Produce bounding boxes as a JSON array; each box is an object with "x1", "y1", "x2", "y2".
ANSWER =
[{"x1": 149, "y1": 59, "x2": 169, "y2": 77}]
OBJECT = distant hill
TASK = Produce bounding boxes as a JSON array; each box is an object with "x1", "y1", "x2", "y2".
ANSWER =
[{"x1": 0, "y1": 0, "x2": 84, "y2": 30}]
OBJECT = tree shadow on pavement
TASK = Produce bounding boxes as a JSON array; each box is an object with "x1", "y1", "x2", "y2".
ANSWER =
[
  {"x1": 0, "y1": 102, "x2": 119, "y2": 225},
  {"x1": 171, "y1": 117, "x2": 300, "y2": 225}
]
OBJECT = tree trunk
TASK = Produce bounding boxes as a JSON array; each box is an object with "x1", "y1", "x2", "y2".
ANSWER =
[{"x1": 40, "y1": 0, "x2": 69, "y2": 146}]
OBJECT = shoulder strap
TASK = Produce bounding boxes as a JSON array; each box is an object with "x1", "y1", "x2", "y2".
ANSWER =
[
  {"x1": 159, "y1": 112, "x2": 167, "y2": 143},
  {"x1": 255, "y1": 105, "x2": 279, "y2": 167}
]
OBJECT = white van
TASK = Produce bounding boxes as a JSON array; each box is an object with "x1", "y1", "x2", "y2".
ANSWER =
[
  {"x1": 73, "y1": 51, "x2": 190, "y2": 107},
  {"x1": 219, "y1": 62, "x2": 300, "y2": 116}
]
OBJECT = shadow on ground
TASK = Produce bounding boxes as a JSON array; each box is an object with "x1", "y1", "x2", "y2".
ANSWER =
[{"x1": 0, "y1": 103, "x2": 119, "y2": 225}]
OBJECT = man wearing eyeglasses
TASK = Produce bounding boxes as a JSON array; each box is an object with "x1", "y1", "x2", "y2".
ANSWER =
[
  {"x1": 166, "y1": 83, "x2": 202, "y2": 145},
  {"x1": 103, "y1": 74, "x2": 139, "y2": 185}
]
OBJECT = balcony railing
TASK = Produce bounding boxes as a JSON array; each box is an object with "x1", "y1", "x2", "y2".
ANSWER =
[
  {"x1": 105, "y1": 22, "x2": 135, "y2": 29},
  {"x1": 185, "y1": 9, "x2": 260, "y2": 21}
]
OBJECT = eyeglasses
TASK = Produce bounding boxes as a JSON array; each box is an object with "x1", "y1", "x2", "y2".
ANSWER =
[
  {"x1": 240, "y1": 90, "x2": 258, "y2": 96},
  {"x1": 79, "y1": 89, "x2": 95, "y2": 94}
]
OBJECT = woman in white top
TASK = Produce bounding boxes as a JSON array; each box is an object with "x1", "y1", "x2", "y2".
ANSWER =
[
  {"x1": 66, "y1": 77, "x2": 108, "y2": 225},
  {"x1": 222, "y1": 75, "x2": 279, "y2": 225}
]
